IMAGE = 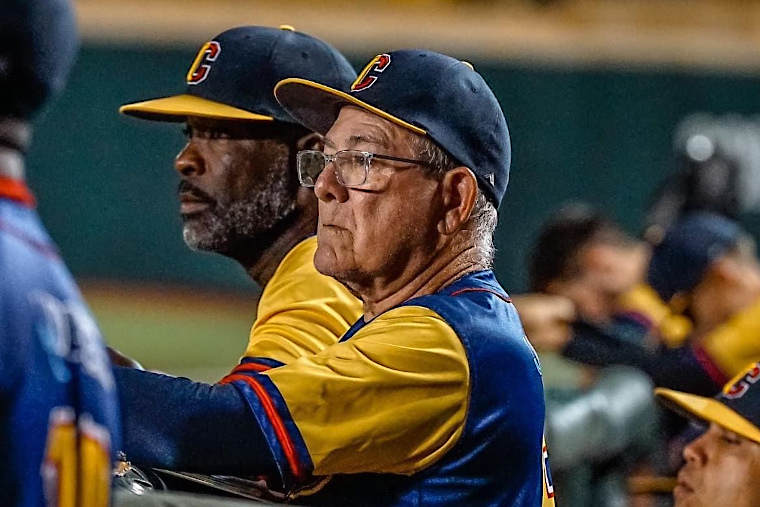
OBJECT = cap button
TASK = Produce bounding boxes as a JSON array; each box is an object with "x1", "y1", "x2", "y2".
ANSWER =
[
  {"x1": 461, "y1": 61, "x2": 474, "y2": 71},
  {"x1": 279, "y1": 25, "x2": 296, "y2": 31}
]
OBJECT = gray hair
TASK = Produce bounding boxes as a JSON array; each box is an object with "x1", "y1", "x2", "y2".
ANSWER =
[{"x1": 410, "y1": 135, "x2": 498, "y2": 267}]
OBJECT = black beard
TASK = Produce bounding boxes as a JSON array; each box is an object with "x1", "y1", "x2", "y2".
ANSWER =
[
  {"x1": 182, "y1": 194, "x2": 298, "y2": 262},
  {"x1": 179, "y1": 142, "x2": 300, "y2": 266}
]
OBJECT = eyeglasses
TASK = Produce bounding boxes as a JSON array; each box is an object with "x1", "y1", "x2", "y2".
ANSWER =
[{"x1": 296, "y1": 149, "x2": 436, "y2": 188}]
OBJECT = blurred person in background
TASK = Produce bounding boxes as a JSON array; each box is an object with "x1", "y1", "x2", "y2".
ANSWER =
[
  {"x1": 516, "y1": 205, "x2": 661, "y2": 507},
  {"x1": 525, "y1": 203, "x2": 690, "y2": 346},
  {"x1": 550, "y1": 211, "x2": 760, "y2": 393},
  {"x1": 521, "y1": 208, "x2": 760, "y2": 505},
  {"x1": 117, "y1": 25, "x2": 362, "y2": 373},
  {"x1": 646, "y1": 212, "x2": 760, "y2": 382},
  {"x1": 0, "y1": 0, "x2": 121, "y2": 505},
  {"x1": 520, "y1": 206, "x2": 736, "y2": 396},
  {"x1": 528, "y1": 203, "x2": 651, "y2": 327},
  {"x1": 656, "y1": 362, "x2": 760, "y2": 507}
]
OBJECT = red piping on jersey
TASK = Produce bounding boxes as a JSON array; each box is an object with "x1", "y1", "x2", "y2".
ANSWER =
[
  {"x1": 234, "y1": 362, "x2": 274, "y2": 373},
  {"x1": 222, "y1": 373, "x2": 305, "y2": 481},
  {"x1": 0, "y1": 177, "x2": 35, "y2": 207},
  {"x1": 219, "y1": 362, "x2": 274, "y2": 384},
  {"x1": 692, "y1": 345, "x2": 729, "y2": 387},
  {"x1": 450, "y1": 287, "x2": 512, "y2": 304}
]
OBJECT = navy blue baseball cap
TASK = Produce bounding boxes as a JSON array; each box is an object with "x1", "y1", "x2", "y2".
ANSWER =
[
  {"x1": 120, "y1": 26, "x2": 356, "y2": 124},
  {"x1": 0, "y1": 0, "x2": 79, "y2": 119},
  {"x1": 274, "y1": 50, "x2": 511, "y2": 208},
  {"x1": 647, "y1": 212, "x2": 743, "y2": 302},
  {"x1": 656, "y1": 362, "x2": 760, "y2": 446}
]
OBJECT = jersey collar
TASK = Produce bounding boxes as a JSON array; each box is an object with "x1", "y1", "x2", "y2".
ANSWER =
[{"x1": 0, "y1": 176, "x2": 36, "y2": 207}]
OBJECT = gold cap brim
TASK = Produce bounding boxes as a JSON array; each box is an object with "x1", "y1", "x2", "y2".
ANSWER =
[
  {"x1": 119, "y1": 94, "x2": 274, "y2": 122},
  {"x1": 655, "y1": 388, "x2": 760, "y2": 445},
  {"x1": 274, "y1": 78, "x2": 425, "y2": 136}
]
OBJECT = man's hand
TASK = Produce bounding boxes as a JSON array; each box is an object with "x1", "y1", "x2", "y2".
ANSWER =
[
  {"x1": 512, "y1": 294, "x2": 576, "y2": 352},
  {"x1": 107, "y1": 346, "x2": 145, "y2": 370}
]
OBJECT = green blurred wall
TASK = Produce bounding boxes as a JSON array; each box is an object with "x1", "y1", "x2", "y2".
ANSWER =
[{"x1": 26, "y1": 44, "x2": 760, "y2": 294}]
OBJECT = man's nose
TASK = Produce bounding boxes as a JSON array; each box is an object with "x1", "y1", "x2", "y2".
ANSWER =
[
  {"x1": 314, "y1": 161, "x2": 349, "y2": 203},
  {"x1": 174, "y1": 141, "x2": 205, "y2": 177},
  {"x1": 682, "y1": 432, "x2": 708, "y2": 465}
]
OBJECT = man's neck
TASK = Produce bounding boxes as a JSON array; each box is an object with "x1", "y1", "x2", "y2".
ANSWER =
[
  {"x1": 694, "y1": 280, "x2": 760, "y2": 337},
  {"x1": 0, "y1": 148, "x2": 26, "y2": 181},
  {"x1": 238, "y1": 209, "x2": 317, "y2": 288},
  {"x1": 356, "y1": 242, "x2": 487, "y2": 320},
  {"x1": 0, "y1": 118, "x2": 31, "y2": 181}
]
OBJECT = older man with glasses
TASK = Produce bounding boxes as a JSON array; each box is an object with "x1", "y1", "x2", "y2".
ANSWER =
[{"x1": 116, "y1": 50, "x2": 553, "y2": 507}]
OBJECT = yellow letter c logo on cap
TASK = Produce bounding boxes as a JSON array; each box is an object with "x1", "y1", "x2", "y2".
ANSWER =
[
  {"x1": 351, "y1": 53, "x2": 391, "y2": 92},
  {"x1": 186, "y1": 41, "x2": 221, "y2": 85},
  {"x1": 724, "y1": 363, "x2": 760, "y2": 399}
]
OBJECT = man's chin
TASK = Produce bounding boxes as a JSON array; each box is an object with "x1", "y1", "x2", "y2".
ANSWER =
[
  {"x1": 182, "y1": 224, "x2": 219, "y2": 252},
  {"x1": 314, "y1": 247, "x2": 356, "y2": 282},
  {"x1": 672, "y1": 486, "x2": 699, "y2": 507},
  {"x1": 313, "y1": 248, "x2": 342, "y2": 279}
]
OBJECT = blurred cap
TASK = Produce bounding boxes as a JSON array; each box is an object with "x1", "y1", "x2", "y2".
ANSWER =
[
  {"x1": 0, "y1": 0, "x2": 79, "y2": 119},
  {"x1": 274, "y1": 50, "x2": 511, "y2": 208},
  {"x1": 647, "y1": 211, "x2": 742, "y2": 302},
  {"x1": 656, "y1": 362, "x2": 760, "y2": 446},
  {"x1": 120, "y1": 26, "x2": 356, "y2": 125}
]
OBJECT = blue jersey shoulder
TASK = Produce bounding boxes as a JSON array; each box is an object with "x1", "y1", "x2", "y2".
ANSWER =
[
  {"x1": 404, "y1": 270, "x2": 543, "y2": 379},
  {"x1": 0, "y1": 199, "x2": 120, "y2": 507}
]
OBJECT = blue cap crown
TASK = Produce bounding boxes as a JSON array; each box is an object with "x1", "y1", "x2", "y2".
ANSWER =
[
  {"x1": 647, "y1": 212, "x2": 743, "y2": 302},
  {"x1": 275, "y1": 50, "x2": 511, "y2": 207},
  {"x1": 719, "y1": 363, "x2": 760, "y2": 431},
  {"x1": 121, "y1": 26, "x2": 356, "y2": 124}
]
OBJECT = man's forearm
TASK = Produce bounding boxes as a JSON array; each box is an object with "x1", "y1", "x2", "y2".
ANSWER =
[
  {"x1": 565, "y1": 321, "x2": 721, "y2": 396},
  {"x1": 115, "y1": 367, "x2": 278, "y2": 476}
]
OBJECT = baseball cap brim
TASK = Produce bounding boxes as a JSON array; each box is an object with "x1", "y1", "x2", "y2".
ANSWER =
[
  {"x1": 655, "y1": 388, "x2": 760, "y2": 445},
  {"x1": 119, "y1": 94, "x2": 274, "y2": 122},
  {"x1": 274, "y1": 78, "x2": 426, "y2": 136}
]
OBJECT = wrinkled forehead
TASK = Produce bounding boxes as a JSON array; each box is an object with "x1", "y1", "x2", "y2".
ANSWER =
[{"x1": 324, "y1": 106, "x2": 419, "y2": 153}]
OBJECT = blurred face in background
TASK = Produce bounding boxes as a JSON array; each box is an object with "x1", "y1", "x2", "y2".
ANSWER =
[
  {"x1": 673, "y1": 423, "x2": 760, "y2": 507},
  {"x1": 688, "y1": 244, "x2": 760, "y2": 333},
  {"x1": 546, "y1": 241, "x2": 648, "y2": 323},
  {"x1": 173, "y1": 117, "x2": 299, "y2": 254}
]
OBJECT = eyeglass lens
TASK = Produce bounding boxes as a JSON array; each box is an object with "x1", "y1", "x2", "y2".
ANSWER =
[{"x1": 297, "y1": 150, "x2": 369, "y2": 188}]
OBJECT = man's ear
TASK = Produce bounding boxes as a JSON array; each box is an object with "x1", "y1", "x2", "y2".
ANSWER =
[
  {"x1": 296, "y1": 132, "x2": 323, "y2": 152},
  {"x1": 438, "y1": 166, "x2": 478, "y2": 236}
]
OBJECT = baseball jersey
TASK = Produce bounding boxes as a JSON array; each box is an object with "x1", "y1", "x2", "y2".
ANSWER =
[
  {"x1": 616, "y1": 283, "x2": 692, "y2": 348},
  {"x1": 236, "y1": 235, "x2": 363, "y2": 367},
  {"x1": 0, "y1": 180, "x2": 121, "y2": 507},
  {"x1": 223, "y1": 270, "x2": 553, "y2": 506},
  {"x1": 697, "y1": 296, "x2": 760, "y2": 378},
  {"x1": 614, "y1": 283, "x2": 759, "y2": 383}
]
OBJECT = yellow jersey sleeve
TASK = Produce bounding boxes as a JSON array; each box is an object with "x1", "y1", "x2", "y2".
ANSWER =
[
  {"x1": 700, "y1": 297, "x2": 760, "y2": 377},
  {"x1": 617, "y1": 283, "x2": 692, "y2": 348},
  {"x1": 263, "y1": 305, "x2": 470, "y2": 476},
  {"x1": 243, "y1": 236, "x2": 363, "y2": 365}
]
